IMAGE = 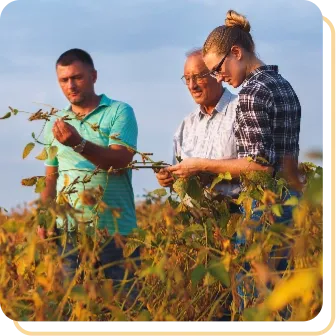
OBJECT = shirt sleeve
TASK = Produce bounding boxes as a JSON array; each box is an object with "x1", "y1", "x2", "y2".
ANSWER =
[
  {"x1": 108, "y1": 103, "x2": 138, "y2": 151},
  {"x1": 172, "y1": 121, "x2": 184, "y2": 165},
  {"x1": 44, "y1": 118, "x2": 59, "y2": 167},
  {"x1": 234, "y1": 85, "x2": 274, "y2": 166}
]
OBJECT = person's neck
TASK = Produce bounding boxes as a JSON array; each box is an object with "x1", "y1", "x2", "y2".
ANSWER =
[
  {"x1": 245, "y1": 56, "x2": 265, "y2": 78},
  {"x1": 202, "y1": 87, "x2": 224, "y2": 115},
  {"x1": 71, "y1": 94, "x2": 101, "y2": 116}
]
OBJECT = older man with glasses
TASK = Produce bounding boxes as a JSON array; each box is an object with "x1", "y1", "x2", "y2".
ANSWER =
[{"x1": 156, "y1": 48, "x2": 240, "y2": 209}]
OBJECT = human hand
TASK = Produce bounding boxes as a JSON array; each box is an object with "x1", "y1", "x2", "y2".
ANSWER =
[
  {"x1": 166, "y1": 157, "x2": 203, "y2": 179},
  {"x1": 52, "y1": 118, "x2": 82, "y2": 147},
  {"x1": 155, "y1": 168, "x2": 174, "y2": 187}
]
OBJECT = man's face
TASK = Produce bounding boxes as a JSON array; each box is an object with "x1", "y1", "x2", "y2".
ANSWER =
[
  {"x1": 183, "y1": 55, "x2": 221, "y2": 106},
  {"x1": 56, "y1": 61, "x2": 97, "y2": 105}
]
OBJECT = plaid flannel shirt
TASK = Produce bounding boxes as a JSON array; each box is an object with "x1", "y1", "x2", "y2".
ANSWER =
[{"x1": 233, "y1": 65, "x2": 301, "y2": 172}]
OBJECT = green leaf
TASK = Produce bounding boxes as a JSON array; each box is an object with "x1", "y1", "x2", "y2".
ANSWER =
[
  {"x1": 123, "y1": 239, "x2": 142, "y2": 258},
  {"x1": 173, "y1": 178, "x2": 187, "y2": 199},
  {"x1": 191, "y1": 264, "x2": 207, "y2": 287},
  {"x1": 283, "y1": 196, "x2": 299, "y2": 207},
  {"x1": 22, "y1": 142, "x2": 35, "y2": 159},
  {"x1": 236, "y1": 192, "x2": 248, "y2": 205},
  {"x1": 13, "y1": 109, "x2": 19, "y2": 115},
  {"x1": 209, "y1": 172, "x2": 232, "y2": 191},
  {"x1": 271, "y1": 204, "x2": 284, "y2": 217},
  {"x1": 152, "y1": 188, "x2": 167, "y2": 197},
  {"x1": 182, "y1": 224, "x2": 204, "y2": 239},
  {"x1": 136, "y1": 310, "x2": 152, "y2": 321},
  {"x1": 35, "y1": 148, "x2": 48, "y2": 160},
  {"x1": 186, "y1": 177, "x2": 202, "y2": 201},
  {"x1": 269, "y1": 223, "x2": 289, "y2": 233},
  {"x1": 243, "y1": 307, "x2": 269, "y2": 321},
  {"x1": 48, "y1": 146, "x2": 58, "y2": 161},
  {"x1": 35, "y1": 177, "x2": 46, "y2": 193},
  {"x1": 0, "y1": 112, "x2": 11, "y2": 120},
  {"x1": 208, "y1": 260, "x2": 230, "y2": 287},
  {"x1": 69, "y1": 285, "x2": 87, "y2": 302},
  {"x1": 167, "y1": 196, "x2": 179, "y2": 209}
]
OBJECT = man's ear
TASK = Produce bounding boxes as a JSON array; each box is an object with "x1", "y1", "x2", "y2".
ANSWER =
[
  {"x1": 92, "y1": 69, "x2": 98, "y2": 83},
  {"x1": 231, "y1": 45, "x2": 242, "y2": 61}
]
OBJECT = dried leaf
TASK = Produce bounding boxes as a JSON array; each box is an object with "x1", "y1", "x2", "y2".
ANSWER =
[{"x1": 21, "y1": 177, "x2": 38, "y2": 186}]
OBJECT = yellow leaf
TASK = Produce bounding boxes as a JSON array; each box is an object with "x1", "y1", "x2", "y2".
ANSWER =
[
  {"x1": 35, "y1": 177, "x2": 46, "y2": 193},
  {"x1": 48, "y1": 146, "x2": 58, "y2": 160},
  {"x1": 36, "y1": 276, "x2": 52, "y2": 290},
  {"x1": 318, "y1": 255, "x2": 323, "y2": 278},
  {"x1": 22, "y1": 142, "x2": 35, "y2": 159},
  {"x1": 63, "y1": 174, "x2": 70, "y2": 186},
  {"x1": 222, "y1": 254, "x2": 231, "y2": 272},
  {"x1": 35, "y1": 148, "x2": 48, "y2": 160},
  {"x1": 32, "y1": 292, "x2": 43, "y2": 308},
  {"x1": 264, "y1": 270, "x2": 319, "y2": 311}
]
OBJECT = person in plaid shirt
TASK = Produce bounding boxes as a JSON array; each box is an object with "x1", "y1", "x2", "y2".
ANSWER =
[
  {"x1": 167, "y1": 10, "x2": 301, "y2": 178},
  {"x1": 166, "y1": 9, "x2": 301, "y2": 317}
]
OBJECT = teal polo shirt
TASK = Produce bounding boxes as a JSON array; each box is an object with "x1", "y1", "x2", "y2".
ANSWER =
[{"x1": 44, "y1": 94, "x2": 138, "y2": 235}]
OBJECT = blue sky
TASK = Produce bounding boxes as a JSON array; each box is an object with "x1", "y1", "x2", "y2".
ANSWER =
[{"x1": 0, "y1": 0, "x2": 323, "y2": 211}]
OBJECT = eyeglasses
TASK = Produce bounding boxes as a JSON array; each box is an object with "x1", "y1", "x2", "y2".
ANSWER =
[
  {"x1": 209, "y1": 50, "x2": 230, "y2": 79},
  {"x1": 209, "y1": 37, "x2": 239, "y2": 79},
  {"x1": 181, "y1": 71, "x2": 211, "y2": 85}
]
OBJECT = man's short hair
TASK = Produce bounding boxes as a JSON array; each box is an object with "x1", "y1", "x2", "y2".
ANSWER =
[
  {"x1": 185, "y1": 48, "x2": 203, "y2": 58},
  {"x1": 56, "y1": 48, "x2": 95, "y2": 68}
]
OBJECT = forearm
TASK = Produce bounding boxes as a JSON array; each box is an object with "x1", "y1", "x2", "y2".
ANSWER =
[
  {"x1": 41, "y1": 169, "x2": 58, "y2": 204},
  {"x1": 80, "y1": 141, "x2": 133, "y2": 171},
  {"x1": 198, "y1": 158, "x2": 272, "y2": 178}
]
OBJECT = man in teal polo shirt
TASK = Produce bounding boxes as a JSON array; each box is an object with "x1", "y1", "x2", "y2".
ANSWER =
[{"x1": 41, "y1": 48, "x2": 139, "y2": 280}]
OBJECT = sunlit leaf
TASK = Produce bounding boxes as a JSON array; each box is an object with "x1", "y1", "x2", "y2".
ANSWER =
[
  {"x1": 152, "y1": 188, "x2": 167, "y2": 197},
  {"x1": 35, "y1": 177, "x2": 46, "y2": 193},
  {"x1": 0, "y1": 112, "x2": 11, "y2": 120},
  {"x1": 123, "y1": 239, "x2": 142, "y2": 258},
  {"x1": 264, "y1": 270, "x2": 319, "y2": 311},
  {"x1": 63, "y1": 174, "x2": 70, "y2": 186},
  {"x1": 22, "y1": 142, "x2": 35, "y2": 159},
  {"x1": 48, "y1": 146, "x2": 58, "y2": 161},
  {"x1": 271, "y1": 204, "x2": 283, "y2": 217},
  {"x1": 35, "y1": 148, "x2": 48, "y2": 160},
  {"x1": 284, "y1": 196, "x2": 299, "y2": 206},
  {"x1": 209, "y1": 172, "x2": 232, "y2": 191},
  {"x1": 173, "y1": 178, "x2": 187, "y2": 200}
]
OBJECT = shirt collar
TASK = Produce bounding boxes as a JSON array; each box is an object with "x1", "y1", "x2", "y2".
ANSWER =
[
  {"x1": 198, "y1": 88, "x2": 232, "y2": 118},
  {"x1": 65, "y1": 93, "x2": 110, "y2": 111},
  {"x1": 242, "y1": 65, "x2": 279, "y2": 87}
]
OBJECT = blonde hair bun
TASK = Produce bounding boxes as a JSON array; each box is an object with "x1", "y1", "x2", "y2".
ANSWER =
[{"x1": 225, "y1": 10, "x2": 251, "y2": 33}]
